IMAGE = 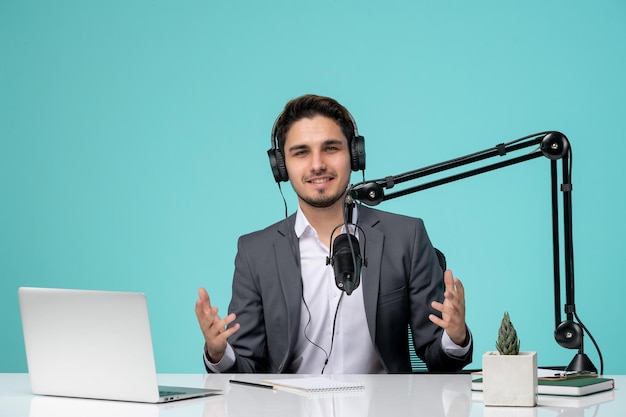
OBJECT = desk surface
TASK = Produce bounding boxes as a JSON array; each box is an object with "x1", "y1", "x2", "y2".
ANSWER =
[{"x1": 1, "y1": 373, "x2": 622, "y2": 417}]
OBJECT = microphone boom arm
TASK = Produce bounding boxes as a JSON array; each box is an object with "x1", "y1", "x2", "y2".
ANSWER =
[
  {"x1": 350, "y1": 133, "x2": 548, "y2": 205},
  {"x1": 348, "y1": 131, "x2": 600, "y2": 373}
]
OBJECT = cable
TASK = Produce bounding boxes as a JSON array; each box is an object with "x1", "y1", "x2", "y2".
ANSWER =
[
  {"x1": 278, "y1": 183, "x2": 331, "y2": 368},
  {"x1": 278, "y1": 182, "x2": 347, "y2": 373},
  {"x1": 563, "y1": 147, "x2": 603, "y2": 375},
  {"x1": 277, "y1": 183, "x2": 300, "y2": 269},
  {"x1": 301, "y1": 293, "x2": 331, "y2": 362},
  {"x1": 321, "y1": 292, "x2": 344, "y2": 374},
  {"x1": 574, "y1": 311, "x2": 604, "y2": 375}
]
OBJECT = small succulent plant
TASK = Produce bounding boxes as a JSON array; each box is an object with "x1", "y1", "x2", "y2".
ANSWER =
[{"x1": 495, "y1": 312, "x2": 520, "y2": 355}]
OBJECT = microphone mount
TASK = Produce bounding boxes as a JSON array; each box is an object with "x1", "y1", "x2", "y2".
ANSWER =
[{"x1": 348, "y1": 131, "x2": 600, "y2": 374}]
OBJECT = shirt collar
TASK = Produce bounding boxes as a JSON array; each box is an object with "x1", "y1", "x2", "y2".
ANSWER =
[{"x1": 294, "y1": 204, "x2": 359, "y2": 239}]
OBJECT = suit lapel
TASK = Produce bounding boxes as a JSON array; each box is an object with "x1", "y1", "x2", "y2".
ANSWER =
[
  {"x1": 273, "y1": 217, "x2": 302, "y2": 370},
  {"x1": 358, "y1": 207, "x2": 383, "y2": 342}
]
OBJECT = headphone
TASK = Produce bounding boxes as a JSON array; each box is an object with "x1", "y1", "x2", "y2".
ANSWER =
[{"x1": 267, "y1": 111, "x2": 366, "y2": 183}]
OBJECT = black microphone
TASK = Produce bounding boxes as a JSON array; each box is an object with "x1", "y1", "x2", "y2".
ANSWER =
[{"x1": 326, "y1": 233, "x2": 363, "y2": 296}]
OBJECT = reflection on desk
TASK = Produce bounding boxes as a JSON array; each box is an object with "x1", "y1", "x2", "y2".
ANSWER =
[
  {"x1": 29, "y1": 394, "x2": 213, "y2": 417},
  {"x1": 216, "y1": 373, "x2": 471, "y2": 417},
  {"x1": 473, "y1": 387, "x2": 616, "y2": 417},
  {"x1": 0, "y1": 373, "x2": 622, "y2": 417}
]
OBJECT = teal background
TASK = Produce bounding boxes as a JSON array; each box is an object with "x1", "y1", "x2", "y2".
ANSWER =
[{"x1": 2, "y1": 1, "x2": 625, "y2": 374}]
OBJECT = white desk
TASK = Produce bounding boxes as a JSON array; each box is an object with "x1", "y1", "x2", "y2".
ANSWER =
[{"x1": 0, "y1": 373, "x2": 622, "y2": 417}]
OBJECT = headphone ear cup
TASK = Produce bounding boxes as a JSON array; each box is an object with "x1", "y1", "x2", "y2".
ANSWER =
[
  {"x1": 350, "y1": 135, "x2": 366, "y2": 171},
  {"x1": 267, "y1": 148, "x2": 289, "y2": 182}
]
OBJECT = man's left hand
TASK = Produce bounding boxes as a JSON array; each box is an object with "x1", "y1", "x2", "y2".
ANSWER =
[{"x1": 429, "y1": 270, "x2": 468, "y2": 346}]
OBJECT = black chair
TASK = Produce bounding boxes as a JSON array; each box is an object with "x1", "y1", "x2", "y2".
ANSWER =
[{"x1": 408, "y1": 248, "x2": 446, "y2": 372}]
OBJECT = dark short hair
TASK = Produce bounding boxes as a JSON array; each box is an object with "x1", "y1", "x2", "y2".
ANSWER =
[{"x1": 273, "y1": 94, "x2": 355, "y2": 152}]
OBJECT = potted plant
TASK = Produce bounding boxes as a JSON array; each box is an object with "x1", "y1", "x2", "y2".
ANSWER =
[{"x1": 482, "y1": 312, "x2": 537, "y2": 407}]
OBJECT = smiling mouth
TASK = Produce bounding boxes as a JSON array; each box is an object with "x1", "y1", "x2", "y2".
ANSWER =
[{"x1": 307, "y1": 176, "x2": 334, "y2": 185}]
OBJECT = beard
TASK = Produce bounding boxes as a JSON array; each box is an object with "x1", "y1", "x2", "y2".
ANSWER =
[{"x1": 296, "y1": 185, "x2": 346, "y2": 209}]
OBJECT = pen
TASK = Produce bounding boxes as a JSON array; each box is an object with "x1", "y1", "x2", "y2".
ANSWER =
[{"x1": 229, "y1": 379, "x2": 275, "y2": 390}]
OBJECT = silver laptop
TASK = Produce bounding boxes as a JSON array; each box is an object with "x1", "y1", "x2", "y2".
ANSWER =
[{"x1": 18, "y1": 287, "x2": 220, "y2": 403}]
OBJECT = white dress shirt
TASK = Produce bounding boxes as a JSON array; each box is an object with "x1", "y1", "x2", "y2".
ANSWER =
[{"x1": 288, "y1": 206, "x2": 384, "y2": 373}]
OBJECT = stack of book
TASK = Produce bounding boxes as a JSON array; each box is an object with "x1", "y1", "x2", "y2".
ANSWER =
[{"x1": 472, "y1": 371, "x2": 615, "y2": 408}]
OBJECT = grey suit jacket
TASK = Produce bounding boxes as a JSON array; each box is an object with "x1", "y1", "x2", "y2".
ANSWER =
[{"x1": 210, "y1": 205, "x2": 472, "y2": 373}]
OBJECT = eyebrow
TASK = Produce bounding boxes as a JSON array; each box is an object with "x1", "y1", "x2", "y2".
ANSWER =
[{"x1": 286, "y1": 138, "x2": 345, "y2": 153}]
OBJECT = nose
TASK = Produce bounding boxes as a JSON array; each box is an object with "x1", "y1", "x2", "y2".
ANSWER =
[{"x1": 310, "y1": 149, "x2": 327, "y2": 172}]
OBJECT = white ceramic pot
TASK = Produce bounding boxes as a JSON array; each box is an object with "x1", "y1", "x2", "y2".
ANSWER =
[{"x1": 482, "y1": 351, "x2": 538, "y2": 407}]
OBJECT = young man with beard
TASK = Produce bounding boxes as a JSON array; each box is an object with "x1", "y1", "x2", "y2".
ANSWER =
[{"x1": 195, "y1": 94, "x2": 472, "y2": 373}]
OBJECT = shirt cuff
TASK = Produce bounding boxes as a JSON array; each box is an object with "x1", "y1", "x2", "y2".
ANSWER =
[
  {"x1": 442, "y1": 329, "x2": 472, "y2": 357},
  {"x1": 203, "y1": 343, "x2": 236, "y2": 373}
]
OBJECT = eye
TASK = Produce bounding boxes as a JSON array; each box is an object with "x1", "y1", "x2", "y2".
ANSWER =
[{"x1": 292, "y1": 149, "x2": 308, "y2": 157}]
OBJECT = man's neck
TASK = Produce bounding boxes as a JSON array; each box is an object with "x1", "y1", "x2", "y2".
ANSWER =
[{"x1": 298, "y1": 201, "x2": 345, "y2": 245}]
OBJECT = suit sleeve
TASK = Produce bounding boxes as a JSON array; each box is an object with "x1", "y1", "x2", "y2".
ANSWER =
[
  {"x1": 408, "y1": 219, "x2": 473, "y2": 372},
  {"x1": 208, "y1": 235, "x2": 270, "y2": 373}
]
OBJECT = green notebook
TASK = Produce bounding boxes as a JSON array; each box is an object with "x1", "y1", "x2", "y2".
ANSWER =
[{"x1": 472, "y1": 377, "x2": 615, "y2": 397}]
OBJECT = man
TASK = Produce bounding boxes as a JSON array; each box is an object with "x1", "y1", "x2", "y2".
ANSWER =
[{"x1": 195, "y1": 94, "x2": 472, "y2": 373}]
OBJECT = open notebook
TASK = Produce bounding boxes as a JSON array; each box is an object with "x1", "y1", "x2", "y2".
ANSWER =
[
  {"x1": 18, "y1": 287, "x2": 220, "y2": 403},
  {"x1": 262, "y1": 377, "x2": 365, "y2": 394}
]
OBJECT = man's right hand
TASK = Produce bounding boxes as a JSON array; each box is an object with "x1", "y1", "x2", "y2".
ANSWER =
[{"x1": 195, "y1": 288, "x2": 240, "y2": 363}]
